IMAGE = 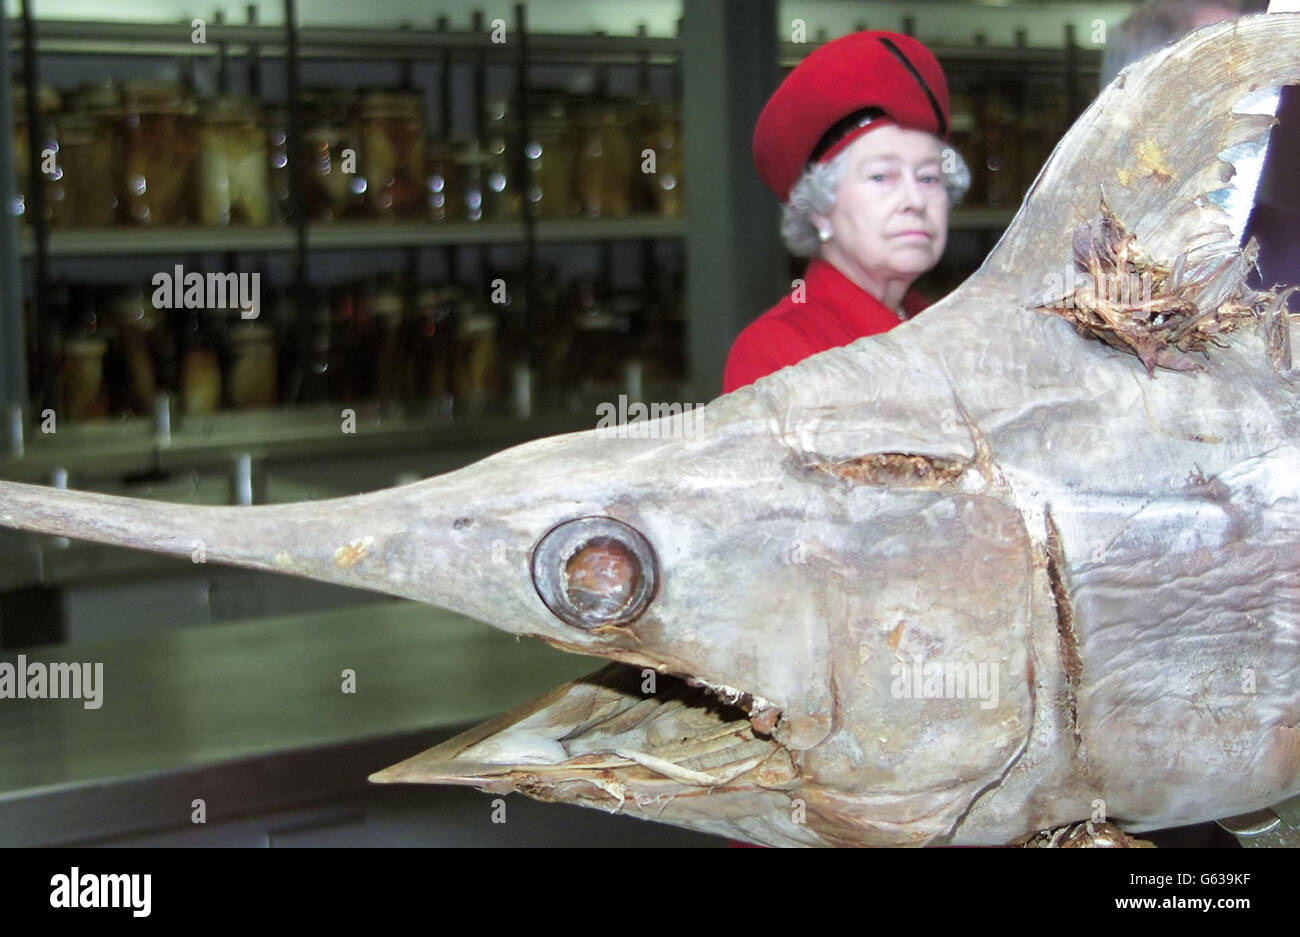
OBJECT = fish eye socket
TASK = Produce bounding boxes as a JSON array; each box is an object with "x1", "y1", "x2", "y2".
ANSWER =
[{"x1": 531, "y1": 517, "x2": 658, "y2": 630}]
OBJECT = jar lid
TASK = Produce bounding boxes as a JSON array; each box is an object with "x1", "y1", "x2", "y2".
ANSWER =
[
  {"x1": 574, "y1": 310, "x2": 627, "y2": 331},
  {"x1": 359, "y1": 90, "x2": 424, "y2": 118},
  {"x1": 56, "y1": 112, "x2": 100, "y2": 135},
  {"x1": 418, "y1": 285, "x2": 466, "y2": 306},
  {"x1": 74, "y1": 80, "x2": 122, "y2": 113},
  {"x1": 200, "y1": 96, "x2": 262, "y2": 123},
  {"x1": 122, "y1": 82, "x2": 196, "y2": 115},
  {"x1": 483, "y1": 99, "x2": 511, "y2": 122},
  {"x1": 229, "y1": 324, "x2": 274, "y2": 342},
  {"x1": 454, "y1": 143, "x2": 492, "y2": 167},
  {"x1": 11, "y1": 83, "x2": 61, "y2": 117},
  {"x1": 376, "y1": 292, "x2": 405, "y2": 316},
  {"x1": 458, "y1": 313, "x2": 497, "y2": 335},
  {"x1": 301, "y1": 89, "x2": 357, "y2": 124}
]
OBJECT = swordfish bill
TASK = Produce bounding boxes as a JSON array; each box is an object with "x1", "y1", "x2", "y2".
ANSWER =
[{"x1": 1, "y1": 15, "x2": 1299, "y2": 846}]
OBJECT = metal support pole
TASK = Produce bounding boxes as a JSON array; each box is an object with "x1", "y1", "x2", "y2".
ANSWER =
[
  {"x1": 0, "y1": 11, "x2": 29, "y2": 438},
  {"x1": 283, "y1": 0, "x2": 307, "y2": 296},
  {"x1": 472, "y1": 10, "x2": 485, "y2": 143},
  {"x1": 514, "y1": 2, "x2": 535, "y2": 366},
  {"x1": 215, "y1": 8, "x2": 229, "y2": 93},
  {"x1": 247, "y1": 4, "x2": 261, "y2": 97},
  {"x1": 20, "y1": 0, "x2": 50, "y2": 415},
  {"x1": 681, "y1": 0, "x2": 782, "y2": 398},
  {"x1": 1064, "y1": 23, "x2": 1081, "y2": 122}
]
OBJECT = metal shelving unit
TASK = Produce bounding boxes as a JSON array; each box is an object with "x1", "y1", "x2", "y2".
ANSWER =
[
  {"x1": 7, "y1": 18, "x2": 681, "y2": 65},
  {"x1": 15, "y1": 216, "x2": 691, "y2": 256},
  {"x1": 1, "y1": 3, "x2": 1086, "y2": 461},
  {"x1": 2, "y1": 2, "x2": 691, "y2": 447}
]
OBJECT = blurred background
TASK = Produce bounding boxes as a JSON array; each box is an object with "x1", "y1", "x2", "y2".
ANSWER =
[{"x1": 0, "y1": 0, "x2": 1278, "y2": 847}]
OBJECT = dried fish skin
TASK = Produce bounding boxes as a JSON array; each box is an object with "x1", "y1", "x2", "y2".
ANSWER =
[{"x1": 0, "y1": 15, "x2": 1299, "y2": 846}]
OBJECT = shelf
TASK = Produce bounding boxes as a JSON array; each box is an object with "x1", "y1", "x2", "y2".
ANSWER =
[
  {"x1": 0, "y1": 406, "x2": 603, "y2": 482},
  {"x1": 20, "y1": 216, "x2": 688, "y2": 257},
  {"x1": 535, "y1": 215, "x2": 686, "y2": 242},
  {"x1": 779, "y1": 40, "x2": 1103, "y2": 71},
  {"x1": 6, "y1": 19, "x2": 680, "y2": 65},
  {"x1": 29, "y1": 225, "x2": 294, "y2": 256},
  {"x1": 0, "y1": 601, "x2": 594, "y2": 846},
  {"x1": 15, "y1": 212, "x2": 1031, "y2": 257}
]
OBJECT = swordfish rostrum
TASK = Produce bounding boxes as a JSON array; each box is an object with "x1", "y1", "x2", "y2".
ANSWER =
[{"x1": 2, "y1": 15, "x2": 1300, "y2": 847}]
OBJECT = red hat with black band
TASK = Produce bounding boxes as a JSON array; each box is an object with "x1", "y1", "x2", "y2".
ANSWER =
[{"x1": 753, "y1": 31, "x2": 952, "y2": 203}]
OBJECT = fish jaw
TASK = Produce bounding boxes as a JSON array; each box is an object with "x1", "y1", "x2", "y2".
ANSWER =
[{"x1": 369, "y1": 663, "x2": 828, "y2": 848}]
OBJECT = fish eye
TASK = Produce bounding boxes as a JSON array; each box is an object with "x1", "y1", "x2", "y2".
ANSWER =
[{"x1": 531, "y1": 517, "x2": 658, "y2": 630}]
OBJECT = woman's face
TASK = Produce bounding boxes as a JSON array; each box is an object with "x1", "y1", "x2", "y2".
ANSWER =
[{"x1": 813, "y1": 125, "x2": 950, "y2": 286}]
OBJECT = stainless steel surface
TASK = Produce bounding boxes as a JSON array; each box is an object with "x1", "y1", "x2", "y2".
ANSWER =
[
  {"x1": 19, "y1": 218, "x2": 689, "y2": 257},
  {"x1": 0, "y1": 408, "x2": 597, "y2": 482},
  {"x1": 5, "y1": 18, "x2": 681, "y2": 65},
  {"x1": 232, "y1": 453, "x2": 255, "y2": 506},
  {"x1": 0, "y1": 599, "x2": 595, "y2": 846},
  {"x1": 153, "y1": 393, "x2": 173, "y2": 446},
  {"x1": 0, "y1": 12, "x2": 25, "y2": 421},
  {"x1": 5, "y1": 404, "x2": 23, "y2": 458}
]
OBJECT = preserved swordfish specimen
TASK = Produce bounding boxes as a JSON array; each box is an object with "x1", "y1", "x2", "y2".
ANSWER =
[{"x1": 1, "y1": 15, "x2": 1299, "y2": 846}]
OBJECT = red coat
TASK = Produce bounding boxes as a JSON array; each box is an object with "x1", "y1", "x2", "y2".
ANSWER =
[{"x1": 722, "y1": 257, "x2": 929, "y2": 393}]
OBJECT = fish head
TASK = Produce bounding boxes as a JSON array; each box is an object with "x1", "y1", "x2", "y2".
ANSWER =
[
  {"x1": 356, "y1": 382, "x2": 1037, "y2": 847},
  {"x1": 0, "y1": 375, "x2": 1036, "y2": 847}
]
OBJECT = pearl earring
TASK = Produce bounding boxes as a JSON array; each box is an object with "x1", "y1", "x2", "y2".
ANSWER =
[{"x1": 817, "y1": 226, "x2": 831, "y2": 243}]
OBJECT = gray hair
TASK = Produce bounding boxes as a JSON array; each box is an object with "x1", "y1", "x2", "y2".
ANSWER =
[{"x1": 780, "y1": 143, "x2": 972, "y2": 257}]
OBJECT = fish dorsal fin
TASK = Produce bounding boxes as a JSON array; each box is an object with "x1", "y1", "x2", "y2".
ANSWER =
[{"x1": 982, "y1": 13, "x2": 1300, "y2": 290}]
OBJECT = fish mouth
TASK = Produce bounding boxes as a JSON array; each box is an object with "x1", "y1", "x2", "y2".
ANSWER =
[{"x1": 369, "y1": 663, "x2": 820, "y2": 845}]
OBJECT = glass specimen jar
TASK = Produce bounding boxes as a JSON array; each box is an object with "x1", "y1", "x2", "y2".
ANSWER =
[
  {"x1": 412, "y1": 286, "x2": 458, "y2": 417},
  {"x1": 198, "y1": 97, "x2": 274, "y2": 226},
  {"x1": 526, "y1": 96, "x2": 579, "y2": 219},
  {"x1": 226, "y1": 320, "x2": 278, "y2": 410},
  {"x1": 454, "y1": 299, "x2": 500, "y2": 410},
  {"x1": 178, "y1": 307, "x2": 224, "y2": 416},
  {"x1": 119, "y1": 82, "x2": 199, "y2": 225},
  {"x1": 638, "y1": 100, "x2": 683, "y2": 217},
  {"x1": 358, "y1": 90, "x2": 427, "y2": 220},
  {"x1": 480, "y1": 99, "x2": 518, "y2": 221},
  {"x1": 55, "y1": 83, "x2": 122, "y2": 227},
  {"x1": 424, "y1": 138, "x2": 463, "y2": 223},
  {"x1": 577, "y1": 100, "x2": 634, "y2": 218},
  {"x1": 300, "y1": 91, "x2": 363, "y2": 223},
  {"x1": 454, "y1": 143, "x2": 489, "y2": 222},
  {"x1": 11, "y1": 84, "x2": 61, "y2": 226},
  {"x1": 111, "y1": 286, "x2": 164, "y2": 416},
  {"x1": 373, "y1": 278, "x2": 414, "y2": 406}
]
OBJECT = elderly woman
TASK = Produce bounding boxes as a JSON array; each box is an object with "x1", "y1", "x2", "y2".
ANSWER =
[{"x1": 723, "y1": 31, "x2": 970, "y2": 393}]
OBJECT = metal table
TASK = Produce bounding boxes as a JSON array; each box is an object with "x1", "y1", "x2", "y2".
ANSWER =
[{"x1": 0, "y1": 601, "x2": 606, "y2": 846}]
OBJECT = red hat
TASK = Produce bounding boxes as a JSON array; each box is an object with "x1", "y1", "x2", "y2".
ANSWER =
[{"x1": 753, "y1": 31, "x2": 951, "y2": 203}]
